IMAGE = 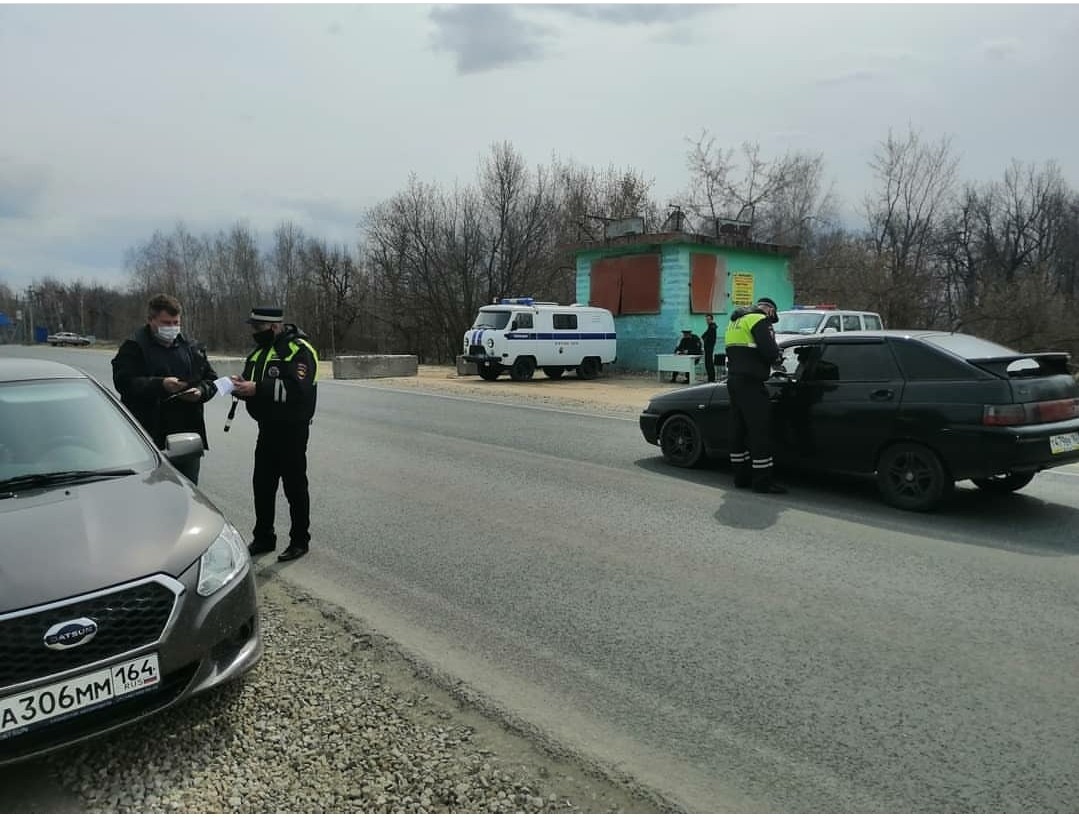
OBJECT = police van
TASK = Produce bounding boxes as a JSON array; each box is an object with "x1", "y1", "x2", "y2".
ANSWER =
[{"x1": 462, "y1": 298, "x2": 617, "y2": 381}]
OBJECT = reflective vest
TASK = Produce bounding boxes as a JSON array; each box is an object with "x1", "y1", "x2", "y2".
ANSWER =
[
  {"x1": 724, "y1": 312, "x2": 767, "y2": 349},
  {"x1": 246, "y1": 339, "x2": 320, "y2": 381}
]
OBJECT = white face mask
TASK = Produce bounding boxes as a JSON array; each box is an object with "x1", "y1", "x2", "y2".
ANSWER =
[{"x1": 155, "y1": 325, "x2": 181, "y2": 343}]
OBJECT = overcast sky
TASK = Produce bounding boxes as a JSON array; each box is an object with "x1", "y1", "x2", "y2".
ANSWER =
[{"x1": 2, "y1": 3, "x2": 1078, "y2": 293}]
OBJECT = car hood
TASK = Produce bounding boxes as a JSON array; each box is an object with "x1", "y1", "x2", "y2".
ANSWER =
[
  {"x1": 649, "y1": 382, "x2": 723, "y2": 405},
  {"x1": 0, "y1": 468, "x2": 225, "y2": 613}
]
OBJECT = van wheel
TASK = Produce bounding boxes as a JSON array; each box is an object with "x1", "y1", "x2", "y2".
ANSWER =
[
  {"x1": 509, "y1": 357, "x2": 536, "y2": 381},
  {"x1": 577, "y1": 357, "x2": 601, "y2": 380},
  {"x1": 876, "y1": 442, "x2": 952, "y2": 511},
  {"x1": 478, "y1": 364, "x2": 501, "y2": 381},
  {"x1": 543, "y1": 367, "x2": 565, "y2": 380},
  {"x1": 971, "y1": 472, "x2": 1035, "y2": 493}
]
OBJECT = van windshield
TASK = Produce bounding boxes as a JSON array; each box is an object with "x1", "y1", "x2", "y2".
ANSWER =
[{"x1": 471, "y1": 310, "x2": 511, "y2": 330}]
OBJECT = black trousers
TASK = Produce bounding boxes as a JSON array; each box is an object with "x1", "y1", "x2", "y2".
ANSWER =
[
  {"x1": 704, "y1": 347, "x2": 716, "y2": 382},
  {"x1": 726, "y1": 373, "x2": 775, "y2": 485},
  {"x1": 252, "y1": 422, "x2": 311, "y2": 548}
]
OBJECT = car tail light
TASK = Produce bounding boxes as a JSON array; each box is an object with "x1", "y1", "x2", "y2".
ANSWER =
[{"x1": 982, "y1": 398, "x2": 1079, "y2": 426}]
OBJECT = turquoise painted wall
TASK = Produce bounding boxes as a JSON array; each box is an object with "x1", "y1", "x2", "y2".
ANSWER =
[{"x1": 576, "y1": 242, "x2": 794, "y2": 372}]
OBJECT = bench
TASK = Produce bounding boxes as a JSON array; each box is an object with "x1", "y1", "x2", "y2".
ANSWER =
[{"x1": 657, "y1": 354, "x2": 705, "y2": 385}]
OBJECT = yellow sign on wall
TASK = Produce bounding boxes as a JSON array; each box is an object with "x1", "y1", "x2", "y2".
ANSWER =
[{"x1": 731, "y1": 272, "x2": 755, "y2": 306}]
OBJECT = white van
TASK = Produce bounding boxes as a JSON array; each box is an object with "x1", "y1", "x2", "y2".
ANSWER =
[
  {"x1": 462, "y1": 298, "x2": 617, "y2": 381},
  {"x1": 774, "y1": 305, "x2": 884, "y2": 343}
]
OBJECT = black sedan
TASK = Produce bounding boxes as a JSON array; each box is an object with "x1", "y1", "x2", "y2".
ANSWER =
[{"x1": 640, "y1": 331, "x2": 1079, "y2": 511}]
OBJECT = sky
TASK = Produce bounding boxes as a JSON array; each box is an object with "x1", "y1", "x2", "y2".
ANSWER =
[{"x1": 2, "y1": 2, "x2": 1078, "y2": 293}]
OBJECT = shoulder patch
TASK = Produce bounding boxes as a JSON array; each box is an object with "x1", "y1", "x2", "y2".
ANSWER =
[{"x1": 296, "y1": 362, "x2": 308, "y2": 380}]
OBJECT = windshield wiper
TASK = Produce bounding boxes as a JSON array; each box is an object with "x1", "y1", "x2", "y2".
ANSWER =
[{"x1": 0, "y1": 469, "x2": 137, "y2": 497}]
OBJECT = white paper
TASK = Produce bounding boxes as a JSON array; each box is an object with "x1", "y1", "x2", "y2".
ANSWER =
[{"x1": 213, "y1": 376, "x2": 235, "y2": 397}]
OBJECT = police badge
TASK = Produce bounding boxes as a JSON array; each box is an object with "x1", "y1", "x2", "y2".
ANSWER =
[{"x1": 267, "y1": 366, "x2": 280, "y2": 378}]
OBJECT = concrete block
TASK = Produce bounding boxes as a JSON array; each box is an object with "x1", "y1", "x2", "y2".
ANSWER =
[
  {"x1": 456, "y1": 355, "x2": 478, "y2": 376},
  {"x1": 333, "y1": 354, "x2": 418, "y2": 379}
]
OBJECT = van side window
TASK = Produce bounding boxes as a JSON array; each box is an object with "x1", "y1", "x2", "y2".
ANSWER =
[
  {"x1": 822, "y1": 315, "x2": 842, "y2": 331},
  {"x1": 553, "y1": 314, "x2": 578, "y2": 330},
  {"x1": 842, "y1": 315, "x2": 861, "y2": 331},
  {"x1": 863, "y1": 315, "x2": 883, "y2": 330},
  {"x1": 515, "y1": 313, "x2": 533, "y2": 329}
]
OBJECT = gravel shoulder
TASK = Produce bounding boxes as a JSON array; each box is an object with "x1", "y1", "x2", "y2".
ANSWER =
[{"x1": 0, "y1": 364, "x2": 677, "y2": 814}]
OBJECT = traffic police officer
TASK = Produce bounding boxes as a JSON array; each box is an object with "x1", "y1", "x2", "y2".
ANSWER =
[
  {"x1": 230, "y1": 306, "x2": 319, "y2": 562},
  {"x1": 723, "y1": 296, "x2": 787, "y2": 494}
]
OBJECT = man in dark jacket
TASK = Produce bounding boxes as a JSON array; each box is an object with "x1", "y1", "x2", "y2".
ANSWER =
[
  {"x1": 671, "y1": 328, "x2": 703, "y2": 383},
  {"x1": 723, "y1": 297, "x2": 787, "y2": 494},
  {"x1": 701, "y1": 313, "x2": 718, "y2": 382},
  {"x1": 111, "y1": 293, "x2": 218, "y2": 484},
  {"x1": 230, "y1": 306, "x2": 319, "y2": 562}
]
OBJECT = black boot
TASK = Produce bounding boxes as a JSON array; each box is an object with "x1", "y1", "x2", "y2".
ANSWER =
[{"x1": 752, "y1": 466, "x2": 788, "y2": 494}]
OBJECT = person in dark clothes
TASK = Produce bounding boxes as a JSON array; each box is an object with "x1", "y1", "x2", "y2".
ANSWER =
[
  {"x1": 701, "y1": 313, "x2": 718, "y2": 382},
  {"x1": 723, "y1": 297, "x2": 787, "y2": 494},
  {"x1": 671, "y1": 329, "x2": 703, "y2": 383},
  {"x1": 230, "y1": 306, "x2": 319, "y2": 563},
  {"x1": 111, "y1": 293, "x2": 218, "y2": 484}
]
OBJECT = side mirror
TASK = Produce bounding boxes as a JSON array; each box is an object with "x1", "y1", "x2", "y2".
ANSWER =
[
  {"x1": 509, "y1": 321, "x2": 518, "y2": 331},
  {"x1": 164, "y1": 432, "x2": 203, "y2": 462},
  {"x1": 821, "y1": 326, "x2": 839, "y2": 334}
]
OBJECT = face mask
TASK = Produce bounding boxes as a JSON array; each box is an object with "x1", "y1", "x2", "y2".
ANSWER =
[
  {"x1": 156, "y1": 325, "x2": 181, "y2": 343},
  {"x1": 252, "y1": 328, "x2": 275, "y2": 346}
]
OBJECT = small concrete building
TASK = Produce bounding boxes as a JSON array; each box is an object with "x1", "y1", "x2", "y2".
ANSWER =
[{"x1": 572, "y1": 230, "x2": 799, "y2": 372}]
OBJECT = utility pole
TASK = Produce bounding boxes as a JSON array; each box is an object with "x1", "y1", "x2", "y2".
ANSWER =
[{"x1": 26, "y1": 285, "x2": 35, "y2": 344}]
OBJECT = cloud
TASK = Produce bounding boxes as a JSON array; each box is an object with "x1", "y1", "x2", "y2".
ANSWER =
[
  {"x1": 429, "y1": 5, "x2": 552, "y2": 74},
  {"x1": 981, "y1": 38, "x2": 1020, "y2": 61},
  {"x1": 0, "y1": 159, "x2": 52, "y2": 220},
  {"x1": 551, "y1": 4, "x2": 715, "y2": 25},
  {"x1": 815, "y1": 68, "x2": 878, "y2": 88},
  {"x1": 428, "y1": 4, "x2": 723, "y2": 74}
]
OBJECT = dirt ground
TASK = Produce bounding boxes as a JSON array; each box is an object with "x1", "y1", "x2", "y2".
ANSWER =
[{"x1": 328, "y1": 363, "x2": 686, "y2": 416}]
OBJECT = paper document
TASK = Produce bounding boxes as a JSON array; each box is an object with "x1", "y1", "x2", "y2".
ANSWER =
[{"x1": 214, "y1": 376, "x2": 235, "y2": 397}]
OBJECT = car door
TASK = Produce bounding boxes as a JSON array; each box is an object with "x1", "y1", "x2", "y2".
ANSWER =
[{"x1": 773, "y1": 339, "x2": 905, "y2": 474}]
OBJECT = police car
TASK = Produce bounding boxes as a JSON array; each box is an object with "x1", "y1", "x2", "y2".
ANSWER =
[
  {"x1": 774, "y1": 305, "x2": 884, "y2": 344},
  {"x1": 463, "y1": 298, "x2": 617, "y2": 381}
]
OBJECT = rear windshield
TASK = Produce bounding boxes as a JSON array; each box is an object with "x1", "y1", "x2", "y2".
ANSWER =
[{"x1": 921, "y1": 333, "x2": 1020, "y2": 359}]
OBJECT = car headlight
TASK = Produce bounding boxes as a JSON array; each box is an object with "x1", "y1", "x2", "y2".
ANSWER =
[{"x1": 197, "y1": 522, "x2": 250, "y2": 597}]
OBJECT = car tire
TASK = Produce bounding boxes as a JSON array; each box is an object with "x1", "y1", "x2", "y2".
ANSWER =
[
  {"x1": 577, "y1": 357, "x2": 601, "y2": 380},
  {"x1": 478, "y1": 364, "x2": 501, "y2": 381},
  {"x1": 543, "y1": 366, "x2": 565, "y2": 380},
  {"x1": 971, "y1": 472, "x2": 1035, "y2": 494},
  {"x1": 876, "y1": 442, "x2": 953, "y2": 512},
  {"x1": 509, "y1": 357, "x2": 536, "y2": 382},
  {"x1": 659, "y1": 414, "x2": 704, "y2": 468}
]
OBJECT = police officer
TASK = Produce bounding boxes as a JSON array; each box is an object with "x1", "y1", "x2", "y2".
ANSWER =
[
  {"x1": 701, "y1": 313, "x2": 718, "y2": 382},
  {"x1": 111, "y1": 293, "x2": 218, "y2": 484},
  {"x1": 724, "y1": 296, "x2": 787, "y2": 494},
  {"x1": 230, "y1": 306, "x2": 319, "y2": 562}
]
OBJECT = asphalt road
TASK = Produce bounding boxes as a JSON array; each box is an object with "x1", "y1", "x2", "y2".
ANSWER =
[{"x1": 6, "y1": 346, "x2": 1079, "y2": 812}]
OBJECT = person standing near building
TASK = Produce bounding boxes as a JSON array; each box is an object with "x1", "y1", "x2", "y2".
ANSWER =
[
  {"x1": 230, "y1": 306, "x2": 319, "y2": 562},
  {"x1": 111, "y1": 293, "x2": 218, "y2": 484},
  {"x1": 723, "y1": 297, "x2": 787, "y2": 494},
  {"x1": 701, "y1": 313, "x2": 718, "y2": 382}
]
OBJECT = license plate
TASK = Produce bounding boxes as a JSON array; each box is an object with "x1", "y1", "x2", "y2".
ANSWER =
[
  {"x1": 1050, "y1": 432, "x2": 1079, "y2": 455},
  {"x1": 0, "y1": 653, "x2": 160, "y2": 739}
]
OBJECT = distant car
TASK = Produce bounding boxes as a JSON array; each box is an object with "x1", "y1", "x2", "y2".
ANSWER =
[
  {"x1": 639, "y1": 331, "x2": 1079, "y2": 511},
  {"x1": 46, "y1": 332, "x2": 91, "y2": 347},
  {"x1": 774, "y1": 306, "x2": 883, "y2": 345},
  {"x1": 0, "y1": 358, "x2": 261, "y2": 764}
]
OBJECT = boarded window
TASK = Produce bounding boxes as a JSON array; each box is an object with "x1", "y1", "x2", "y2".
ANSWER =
[
  {"x1": 589, "y1": 254, "x2": 661, "y2": 315},
  {"x1": 553, "y1": 313, "x2": 578, "y2": 330},
  {"x1": 690, "y1": 254, "x2": 728, "y2": 313}
]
